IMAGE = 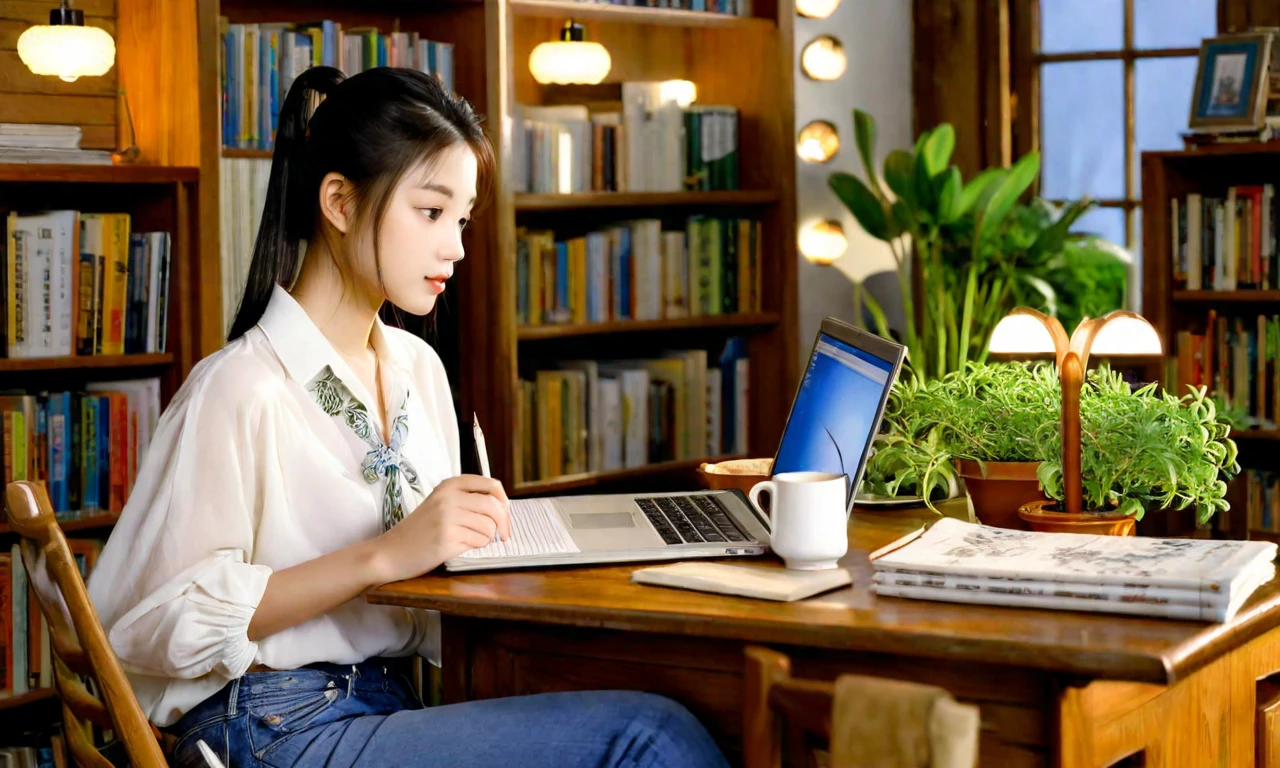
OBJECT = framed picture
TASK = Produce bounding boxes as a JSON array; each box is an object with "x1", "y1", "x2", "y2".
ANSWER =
[{"x1": 1189, "y1": 32, "x2": 1272, "y2": 132}]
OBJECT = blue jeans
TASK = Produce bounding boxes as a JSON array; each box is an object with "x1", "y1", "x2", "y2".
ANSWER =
[{"x1": 165, "y1": 659, "x2": 730, "y2": 768}]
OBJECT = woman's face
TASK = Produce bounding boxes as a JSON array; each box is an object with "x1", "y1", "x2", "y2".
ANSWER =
[{"x1": 362, "y1": 143, "x2": 478, "y2": 316}]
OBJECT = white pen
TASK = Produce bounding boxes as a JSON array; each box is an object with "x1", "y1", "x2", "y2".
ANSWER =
[{"x1": 473, "y1": 412, "x2": 498, "y2": 543}]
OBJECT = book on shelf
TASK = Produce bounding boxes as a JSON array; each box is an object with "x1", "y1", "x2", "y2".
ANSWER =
[
  {"x1": 559, "y1": 0, "x2": 753, "y2": 16},
  {"x1": 220, "y1": 155, "x2": 272, "y2": 334},
  {"x1": 1168, "y1": 309, "x2": 1278, "y2": 430},
  {"x1": 1170, "y1": 185, "x2": 1280, "y2": 290},
  {"x1": 0, "y1": 123, "x2": 112, "y2": 166},
  {"x1": 1243, "y1": 469, "x2": 1280, "y2": 536},
  {"x1": 1, "y1": 379, "x2": 161, "y2": 520},
  {"x1": 1, "y1": 537, "x2": 102, "y2": 700},
  {"x1": 2, "y1": 211, "x2": 172, "y2": 360},
  {"x1": 871, "y1": 517, "x2": 1277, "y2": 622},
  {"x1": 512, "y1": 85, "x2": 740, "y2": 194},
  {"x1": 219, "y1": 18, "x2": 455, "y2": 150},
  {"x1": 516, "y1": 337, "x2": 748, "y2": 484},
  {"x1": 516, "y1": 215, "x2": 761, "y2": 327}
]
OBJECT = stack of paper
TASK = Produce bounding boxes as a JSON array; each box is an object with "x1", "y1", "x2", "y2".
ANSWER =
[{"x1": 871, "y1": 518, "x2": 1277, "y2": 622}]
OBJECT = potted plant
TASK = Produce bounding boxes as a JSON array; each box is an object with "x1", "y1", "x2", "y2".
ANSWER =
[
  {"x1": 1018, "y1": 367, "x2": 1241, "y2": 535},
  {"x1": 864, "y1": 362, "x2": 1054, "y2": 528}
]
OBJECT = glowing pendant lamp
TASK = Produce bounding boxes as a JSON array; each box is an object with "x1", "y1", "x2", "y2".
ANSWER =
[
  {"x1": 18, "y1": 0, "x2": 115, "y2": 83},
  {"x1": 529, "y1": 20, "x2": 611, "y2": 85}
]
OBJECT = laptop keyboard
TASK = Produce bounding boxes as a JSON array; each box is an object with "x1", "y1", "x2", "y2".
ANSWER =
[{"x1": 635, "y1": 495, "x2": 751, "y2": 546}]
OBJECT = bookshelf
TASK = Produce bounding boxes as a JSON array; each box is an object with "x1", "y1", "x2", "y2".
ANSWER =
[
  {"x1": 1141, "y1": 142, "x2": 1280, "y2": 541},
  {"x1": 207, "y1": 0, "x2": 799, "y2": 494}
]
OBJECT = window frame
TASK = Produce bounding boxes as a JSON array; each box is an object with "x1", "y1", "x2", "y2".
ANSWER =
[{"x1": 1011, "y1": 0, "x2": 1207, "y2": 253}]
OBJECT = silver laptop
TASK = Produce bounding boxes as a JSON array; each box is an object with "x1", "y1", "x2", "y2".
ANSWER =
[{"x1": 444, "y1": 318, "x2": 906, "y2": 572}]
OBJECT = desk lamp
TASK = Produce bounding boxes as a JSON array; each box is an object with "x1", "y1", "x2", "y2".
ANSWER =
[{"x1": 987, "y1": 307, "x2": 1163, "y2": 516}]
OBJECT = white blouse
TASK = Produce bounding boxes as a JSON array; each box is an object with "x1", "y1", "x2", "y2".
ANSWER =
[{"x1": 86, "y1": 284, "x2": 460, "y2": 727}]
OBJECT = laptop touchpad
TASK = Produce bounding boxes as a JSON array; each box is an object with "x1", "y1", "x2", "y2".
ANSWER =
[{"x1": 570, "y1": 512, "x2": 635, "y2": 530}]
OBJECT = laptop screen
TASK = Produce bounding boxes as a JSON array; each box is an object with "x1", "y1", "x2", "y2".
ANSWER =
[{"x1": 772, "y1": 332, "x2": 897, "y2": 504}]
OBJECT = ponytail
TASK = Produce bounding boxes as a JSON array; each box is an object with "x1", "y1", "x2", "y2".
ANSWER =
[{"x1": 227, "y1": 66, "x2": 346, "y2": 341}]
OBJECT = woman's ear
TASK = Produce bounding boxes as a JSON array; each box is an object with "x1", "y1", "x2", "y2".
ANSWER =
[{"x1": 318, "y1": 172, "x2": 353, "y2": 234}]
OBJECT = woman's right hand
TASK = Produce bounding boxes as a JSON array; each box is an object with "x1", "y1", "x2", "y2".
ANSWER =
[{"x1": 373, "y1": 475, "x2": 511, "y2": 584}]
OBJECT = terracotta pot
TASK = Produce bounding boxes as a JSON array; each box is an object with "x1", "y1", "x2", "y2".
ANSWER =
[
  {"x1": 1016, "y1": 499, "x2": 1137, "y2": 536},
  {"x1": 954, "y1": 459, "x2": 1044, "y2": 531}
]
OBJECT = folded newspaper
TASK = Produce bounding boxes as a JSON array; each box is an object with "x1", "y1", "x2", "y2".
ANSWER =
[{"x1": 871, "y1": 517, "x2": 1278, "y2": 622}]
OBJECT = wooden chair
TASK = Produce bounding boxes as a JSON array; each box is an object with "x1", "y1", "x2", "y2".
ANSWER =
[
  {"x1": 5, "y1": 480, "x2": 173, "y2": 768},
  {"x1": 744, "y1": 646, "x2": 980, "y2": 768}
]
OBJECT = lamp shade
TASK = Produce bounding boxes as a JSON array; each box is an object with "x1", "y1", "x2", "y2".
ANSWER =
[
  {"x1": 800, "y1": 36, "x2": 846, "y2": 81},
  {"x1": 988, "y1": 313, "x2": 1057, "y2": 355},
  {"x1": 529, "y1": 21, "x2": 610, "y2": 85},
  {"x1": 799, "y1": 219, "x2": 847, "y2": 265},
  {"x1": 796, "y1": 0, "x2": 840, "y2": 19},
  {"x1": 18, "y1": 22, "x2": 114, "y2": 82},
  {"x1": 1087, "y1": 313, "x2": 1163, "y2": 356}
]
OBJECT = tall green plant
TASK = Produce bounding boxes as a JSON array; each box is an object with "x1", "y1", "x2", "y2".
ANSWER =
[{"x1": 830, "y1": 109, "x2": 1039, "y2": 379}]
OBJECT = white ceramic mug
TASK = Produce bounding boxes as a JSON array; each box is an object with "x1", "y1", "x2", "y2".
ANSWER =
[{"x1": 748, "y1": 471, "x2": 849, "y2": 570}]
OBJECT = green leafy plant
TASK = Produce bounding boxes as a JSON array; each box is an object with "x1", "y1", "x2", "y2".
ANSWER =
[
  {"x1": 1030, "y1": 368, "x2": 1241, "y2": 523},
  {"x1": 863, "y1": 362, "x2": 1058, "y2": 507},
  {"x1": 831, "y1": 110, "x2": 1129, "y2": 379}
]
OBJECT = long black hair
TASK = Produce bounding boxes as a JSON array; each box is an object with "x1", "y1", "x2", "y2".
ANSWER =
[{"x1": 227, "y1": 66, "x2": 494, "y2": 342}]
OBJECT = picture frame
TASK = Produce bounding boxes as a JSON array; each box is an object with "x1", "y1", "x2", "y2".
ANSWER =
[{"x1": 1188, "y1": 32, "x2": 1273, "y2": 133}]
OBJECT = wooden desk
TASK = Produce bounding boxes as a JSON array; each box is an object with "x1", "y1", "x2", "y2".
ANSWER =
[{"x1": 367, "y1": 503, "x2": 1280, "y2": 767}]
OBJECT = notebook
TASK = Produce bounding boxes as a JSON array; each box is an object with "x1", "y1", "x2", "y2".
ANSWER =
[{"x1": 631, "y1": 561, "x2": 852, "y2": 602}]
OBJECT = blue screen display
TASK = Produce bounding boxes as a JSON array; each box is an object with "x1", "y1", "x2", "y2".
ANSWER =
[{"x1": 772, "y1": 333, "x2": 895, "y2": 504}]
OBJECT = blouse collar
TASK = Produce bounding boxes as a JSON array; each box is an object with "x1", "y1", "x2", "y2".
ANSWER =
[{"x1": 256, "y1": 284, "x2": 408, "y2": 411}]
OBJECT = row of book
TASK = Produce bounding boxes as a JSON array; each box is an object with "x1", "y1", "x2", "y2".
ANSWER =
[
  {"x1": 516, "y1": 216, "x2": 762, "y2": 327},
  {"x1": 2, "y1": 211, "x2": 172, "y2": 359},
  {"x1": 0, "y1": 538, "x2": 102, "y2": 701},
  {"x1": 575, "y1": 0, "x2": 753, "y2": 14},
  {"x1": 1170, "y1": 186, "x2": 1280, "y2": 291},
  {"x1": 1, "y1": 381, "x2": 161, "y2": 518},
  {"x1": 220, "y1": 156, "x2": 272, "y2": 335},
  {"x1": 1244, "y1": 469, "x2": 1280, "y2": 535},
  {"x1": 1169, "y1": 310, "x2": 1279, "y2": 429},
  {"x1": 515, "y1": 338, "x2": 749, "y2": 484},
  {"x1": 512, "y1": 91, "x2": 740, "y2": 194},
  {"x1": 220, "y1": 18, "x2": 456, "y2": 151}
]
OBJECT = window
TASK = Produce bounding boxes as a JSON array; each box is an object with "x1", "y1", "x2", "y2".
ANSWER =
[{"x1": 1030, "y1": 0, "x2": 1217, "y2": 305}]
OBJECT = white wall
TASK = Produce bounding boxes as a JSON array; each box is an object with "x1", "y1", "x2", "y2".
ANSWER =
[{"x1": 794, "y1": 0, "x2": 913, "y2": 368}]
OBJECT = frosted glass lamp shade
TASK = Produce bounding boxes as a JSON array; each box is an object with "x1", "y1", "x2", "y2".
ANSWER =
[
  {"x1": 1088, "y1": 313, "x2": 1163, "y2": 356},
  {"x1": 18, "y1": 22, "x2": 115, "y2": 83},
  {"x1": 988, "y1": 313, "x2": 1057, "y2": 355},
  {"x1": 796, "y1": 0, "x2": 840, "y2": 19},
  {"x1": 529, "y1": 21, "x2": 610, "y2": 85},
  {"x1": 799, "y1": 220, "x2": 847, "y2": 265},
  {"x1": 797, "y1": 120, "x2": 839, "y2": 162},
  {"x1": 801, "y1": 36, "x2": 846, "y2": 81}
]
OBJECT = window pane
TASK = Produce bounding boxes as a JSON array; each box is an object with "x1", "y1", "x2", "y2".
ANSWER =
[
  {"x1": 1071, "y1": 205, "x2": 1126, "y2": 247},
  {"x1": 1134, "y1": 56, "x2": 1199, "y2": 185},
  {"x1": 1040, "y1": 0, "x2": 1123, "y2": 54},
  {"x1": 1042, "y1": 61, "x2": 1125, "y2": 200},
  {"x1": 1135, "y1": 0, "x2": 1216, "y2": 49}
]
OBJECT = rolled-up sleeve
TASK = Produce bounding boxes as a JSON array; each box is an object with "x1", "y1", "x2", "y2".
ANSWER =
[{"x1": 88, "y1": 355, "x2": 278, "y2": 681}]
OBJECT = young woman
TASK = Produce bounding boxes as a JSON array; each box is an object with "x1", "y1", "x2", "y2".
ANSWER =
[{"x1": 87, "y1": 66, "x2": 729, "y2": 768}]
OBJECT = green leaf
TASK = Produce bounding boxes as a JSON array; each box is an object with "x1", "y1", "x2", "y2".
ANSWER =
[
  {"x1": 974, "y1": 152, "x2": 1041, "y2": 249},
  {"x1": 920, "y1": 123, "x2": 955, "y2": 177},
  {"x1": 883, "y1": 149, "x2": 917, "y2": 209},
  {"x1": 935, "y1": 167, "x2": 963, "y2": 223},
  {"x1": 829, "y1": 172, "x2": 889, "y2": 240},
  {"x1": 956, "y1": 167, "x2": 1004, "y2": 216},
  {"x1": 853, "y1": 109, "x2": 881, "y2": 197}
]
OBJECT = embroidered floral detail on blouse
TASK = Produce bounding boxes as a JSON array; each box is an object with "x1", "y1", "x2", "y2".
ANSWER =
[{"x1": 307, "y1": 368, "x2": 422, "y2": 531}]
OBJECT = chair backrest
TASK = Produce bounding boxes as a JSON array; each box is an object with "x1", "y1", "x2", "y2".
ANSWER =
[
  {"x1": 743, "y1": 646, "x2": 979, "y2": 768},
  {"x1": 5, "y1": 480, "x2": 168, "y2": 768}
]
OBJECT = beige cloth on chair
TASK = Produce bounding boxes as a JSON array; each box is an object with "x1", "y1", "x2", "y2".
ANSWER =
[{"x1": 828, "y1": 675, "x2": 980, "y2": 768}]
